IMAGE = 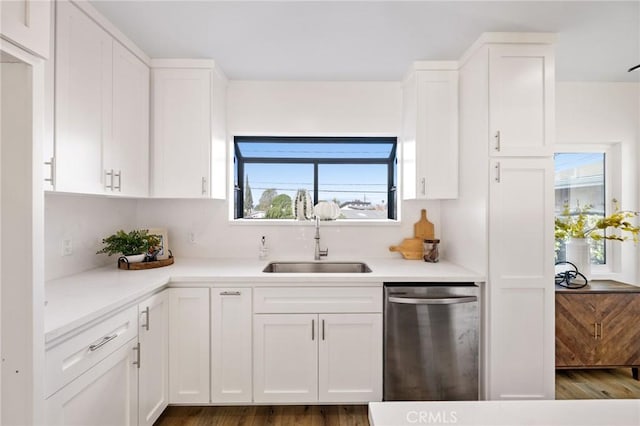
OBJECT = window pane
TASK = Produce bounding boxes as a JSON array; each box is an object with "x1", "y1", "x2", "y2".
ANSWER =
[
  {"x1": 554, "y1": 152, "x2": 605, "y2": 264},
  {"x1": 318, "y1": 164, "x2": 389, "y2": 219},
  {"x1": 243, "y1": 163, "x2": 314, "y2": 219},
  {"x1": 237, "y1": 140, "x2": 394, "y2": 159}
]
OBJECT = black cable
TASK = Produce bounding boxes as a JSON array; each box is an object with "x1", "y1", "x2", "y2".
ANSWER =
[
  {"x1": 555, "y1": 261, "x2": 588, "y2": 289},
  {"x1": 628, "y1": 64, "x2": 640, "y2": 72}
]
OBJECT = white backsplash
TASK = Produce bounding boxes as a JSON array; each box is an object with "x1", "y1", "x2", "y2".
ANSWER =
[
  {"x1": 134, "y1": 199, "x2": 441, "y2": 261},
  {"x1": 45, "y1": 193, "x2": 138, "y2": 280}
]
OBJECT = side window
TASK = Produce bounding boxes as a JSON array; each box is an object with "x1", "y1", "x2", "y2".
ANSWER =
[
  {"x1": 233, "y1": 137, "x2": 398, "y2": 221},
  {"x1": 554, "y1": 152, "x2": 606, "y2": 265}
]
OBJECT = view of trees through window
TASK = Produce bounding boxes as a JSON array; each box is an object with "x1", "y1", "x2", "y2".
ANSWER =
[
  {"x1": 234, "y1": 137, "x2": 397, "y2": 220},
  {"x1": 554, "y1": 152, "x2": 606, "y2": 264}
]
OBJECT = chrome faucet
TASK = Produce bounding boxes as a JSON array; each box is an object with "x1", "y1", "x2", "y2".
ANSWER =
[{"x1": 314, "y1": 216, "x2": 328, "y2": 260}]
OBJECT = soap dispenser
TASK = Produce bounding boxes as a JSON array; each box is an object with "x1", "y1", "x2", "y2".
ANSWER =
[{"x1": 258, "y1": 235, "x2": 269, "y2": 260}]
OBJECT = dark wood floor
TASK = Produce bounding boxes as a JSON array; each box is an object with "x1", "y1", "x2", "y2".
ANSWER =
[
  {"x1": 155, "y1": 369, "x2": 640, "y2": 425},
  {"x1": 555, "y1": 368, "x2": 640, "y2": 399},
  {"x1": 154, "y1": 405, "x2": 369, "y2": 426}
]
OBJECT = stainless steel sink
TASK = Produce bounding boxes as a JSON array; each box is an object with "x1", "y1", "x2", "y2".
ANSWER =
[{"x1": 262, "y1": 261, "x2": 372, "y2": 273}]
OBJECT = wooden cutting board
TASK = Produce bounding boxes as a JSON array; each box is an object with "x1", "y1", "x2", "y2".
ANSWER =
[
  {"x1": 414, "y1": 209, "x2": 435, "y2": 240},
  {"x1": 389, "y1": 237, "x2": 423, "y2": 260}
]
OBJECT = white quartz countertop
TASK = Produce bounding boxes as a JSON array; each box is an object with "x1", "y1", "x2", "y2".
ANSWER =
[
  {"x1": 368, "y1": 400, "x2": 640, "y2": 426},
  {"x1": 45, "y1": 257, "x2": 483, "y2": 344}
]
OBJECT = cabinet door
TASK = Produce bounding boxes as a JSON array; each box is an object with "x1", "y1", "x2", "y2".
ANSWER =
[
  {"x1": 402, "y1": 70, "x2": 459, "y2": 200},
  {"x1": 595, "y1": 293, "x2": 640, "y2": 366},
  {"x1": 1, "y1": 0, "x2": 51, "y2": 58},
  {"x1": 253, "y1": 314, "x2": 318, "y2": 403},
  {"x1": 556, "y1": 294, "x2": 598, "y2": 367},
  {"x1": 45, "y1": 338, "x2": 138, "y2": 426},
  {"x1": 55, "y1": 0, "x2": 112, "y2": 194},
  {"x1": 318, "y1": 314, "x2": 382, "y2": 403},
  {"x1": 168, "y1": 288, "x2": 210, "y2": 403},
  {"x1": 489, "y1": 44, "x2": 554, "y2": 157},
  {"x1": 151, "y1": 68, "x2": 211, "y2": 198},
  {"x1": 211, "y1": 288, "x2": 252, "y2": 403},
  {"x1": 138, "y1": 291, "x2": 169, "y2": 426},
  {"x1": 110, "y1": 41, "x2": 149, "y2": 197},
  {"x1": 488, "y1": 157, "x2": 555, "y2": 399}
]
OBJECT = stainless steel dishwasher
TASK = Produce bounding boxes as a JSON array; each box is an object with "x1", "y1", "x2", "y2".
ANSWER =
[{"x1": 384, "y1": 283, "x2": 479, "y2": 401}]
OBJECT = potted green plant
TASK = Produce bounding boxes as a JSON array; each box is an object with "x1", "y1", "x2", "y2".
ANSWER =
[
  {"x1": 97, "y1": 229, "x2": 161, "y2": 263},
  {"x1": 555, "y1": 200, "x2": 639, "y2": 279}
]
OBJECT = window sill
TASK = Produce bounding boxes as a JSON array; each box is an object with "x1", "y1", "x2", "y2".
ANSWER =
[{"x1": 229, "y1": 219, "x2": 401, "y2": 227}]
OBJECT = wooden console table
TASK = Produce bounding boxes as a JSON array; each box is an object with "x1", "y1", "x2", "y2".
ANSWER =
[{"x1": 556, "y1": 280, "x2": 640, "y2": 380}]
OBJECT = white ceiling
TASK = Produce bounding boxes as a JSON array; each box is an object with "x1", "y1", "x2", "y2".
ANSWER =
[{"x1": 91, "y1": 0, "x2": 640, "y2": 82}]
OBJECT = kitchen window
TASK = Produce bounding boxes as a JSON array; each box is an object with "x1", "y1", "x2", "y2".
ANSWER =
[
  {"x1": 233, "y1": 137, "x2": 397, "y2": 220},
  {"x1": 555, "y1": 145, "x2": 619, "y2": 273}
]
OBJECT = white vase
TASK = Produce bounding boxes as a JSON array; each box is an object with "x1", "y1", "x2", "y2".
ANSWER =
[
  {"x1": 565, "y1": 238, "x2": 591, "y2": 281},
  {"x1": 124, "y1": 253, "x2": 145, "y2": 263}
]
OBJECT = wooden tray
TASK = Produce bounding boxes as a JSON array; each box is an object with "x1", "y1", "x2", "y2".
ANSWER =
[{"x1": 118, "y1": 254, "x2": 174, "y2": 270}]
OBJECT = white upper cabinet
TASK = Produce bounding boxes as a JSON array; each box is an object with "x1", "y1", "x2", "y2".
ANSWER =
[
  {"x1": 151, "y1": 61, "x2": 227, "y2": 199},
  {"x1": 488, "y1": 44, "x2": 554, "y2": 157},
  {"x1": 402, "y1": 67, "x2": 459, "y2": 200},
  {"x1": 110, "y1": 42, "x2": 150, "y2": 197},
  {"x1": 53, "y1": 0, "x2": 149, "y2": 196},
  {"x1": 55, "y1": 0, "x2": 112, "y2": 194},
  {"x1": 1, "y1": 0, "x2": 51, "y2": 58}
]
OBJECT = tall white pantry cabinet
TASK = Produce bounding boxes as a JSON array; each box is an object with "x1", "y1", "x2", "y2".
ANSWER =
[{"x1": 446, "y1": 34, "x2": 556, "y2": 399}]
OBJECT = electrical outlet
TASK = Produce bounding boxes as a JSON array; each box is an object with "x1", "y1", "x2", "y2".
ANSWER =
[{"x1": 62, "y1": 239, "x2": 73, "y2": 256}]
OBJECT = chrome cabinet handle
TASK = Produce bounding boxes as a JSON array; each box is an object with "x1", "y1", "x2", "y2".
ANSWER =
[
  {"x1": 421, "y1": 177, "x2": 426, "y2": 195},
  {"x1": 201, "y1": 177, "x2": 207, "y2": 195},
  {"x1": 495, "y1": 130, "x2": 501, "y2": 151},
  {"x1": 24, "y1": 0, "x2": 31, "y2": 27},
  {"x1": 44, "y1": 157, "x2": 55, "y2": 186},
  {"x1": 494, "y1": 162, "x2": 501, "y2": 183},
  {"x1": 322, "y1": 319, "x2": 325, "y2": 341},
  {"x1": 389, "y1": 296, "x2": 477, "y2": 305},
  {"x1": 105, "y1": 169, "x2": 114, "y2": 190},
  {"x1": 113, "y1": 170, "x2": 122, "y2": 192},
  {"x1": 133, "y1": 342, "x2": 141, "y2": 368},
  {"x1": 89, "y1": 334, "x2": 117, "y2": 352},
  {"x1": 220, "y1": 291, "x2": 241, "y2": 296},
  {"x1": 312, "y1": 319, "x2": 315, "y2": 341},
  {"x1": 141, "y1": 306, "x2": 150, "y2": 331}
]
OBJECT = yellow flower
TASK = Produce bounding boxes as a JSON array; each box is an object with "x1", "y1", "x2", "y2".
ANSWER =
[{"x1": 555, "y1": 200, "x2": 639, "y2": 243}]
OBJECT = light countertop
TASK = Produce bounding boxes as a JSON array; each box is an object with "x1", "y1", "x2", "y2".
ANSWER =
[
  {"x1": 368, "y1": 400, "x2": 640, "y2": 426},
  {"x1": 45, "y1": 257, "x2": 483, "y2": 344}
]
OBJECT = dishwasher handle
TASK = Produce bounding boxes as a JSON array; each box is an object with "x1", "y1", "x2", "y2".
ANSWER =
[{"x1": 388, "y1": 295, "x2": 477, "y2": 305}]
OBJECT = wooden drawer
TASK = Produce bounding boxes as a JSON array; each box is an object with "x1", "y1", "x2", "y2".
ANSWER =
[
  {"x1": 45, "y1": 306, "x2": 138, "y2": 398},
  {"x1": 253, "y1": 287, "x2": 382, "y2": 314}
]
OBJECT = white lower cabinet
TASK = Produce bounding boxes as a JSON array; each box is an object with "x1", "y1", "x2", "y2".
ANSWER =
[
  {"x1": 253, "y1": 314, "x2": 319, "y2": 403},
  {"x1": 45, "y1": 338, "x2": 139, "y2": 426},
  {"x1": 211, "y1": 288, "x2": 252, "y2": 403},
  {"x1": 253, "y1": 288, "x2": 383, "y2": 405},
  {"x1": 169, "y1": 287, "x2": 211, "y2": 403},
  {"x1": 318, "y1": 313, "x2": 382, "y2": 402},
  {"x1": 138, "y1": 291, "x2": 169, "y2": 426}
]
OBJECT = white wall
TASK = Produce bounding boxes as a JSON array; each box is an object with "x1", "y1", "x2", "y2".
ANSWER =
[
  {"x1": 137, "y1": 81, "x2": 442, "y2": 260},
  {"x1": 45, "y1": 194, "x2": 138, "y2": 280},
  {"x1": 556, "y1": 82, "x2": 639, "y2": 284}
]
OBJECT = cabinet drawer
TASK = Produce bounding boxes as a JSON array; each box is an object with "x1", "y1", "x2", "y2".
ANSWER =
[
  {"x1": 45, "y1": 306, "x2": 138, "y2": 398},
  {"x1": 253, "y1": 287, "x2": 382, "y2": 314}
]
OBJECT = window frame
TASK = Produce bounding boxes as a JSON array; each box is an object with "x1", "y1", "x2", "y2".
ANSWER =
[
  {"x1": 555, "y1": 143, "x2": 621, "y2": 276},
  {"x1": 233, "y1": 136, "x2": 398, "y2": 221}
]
